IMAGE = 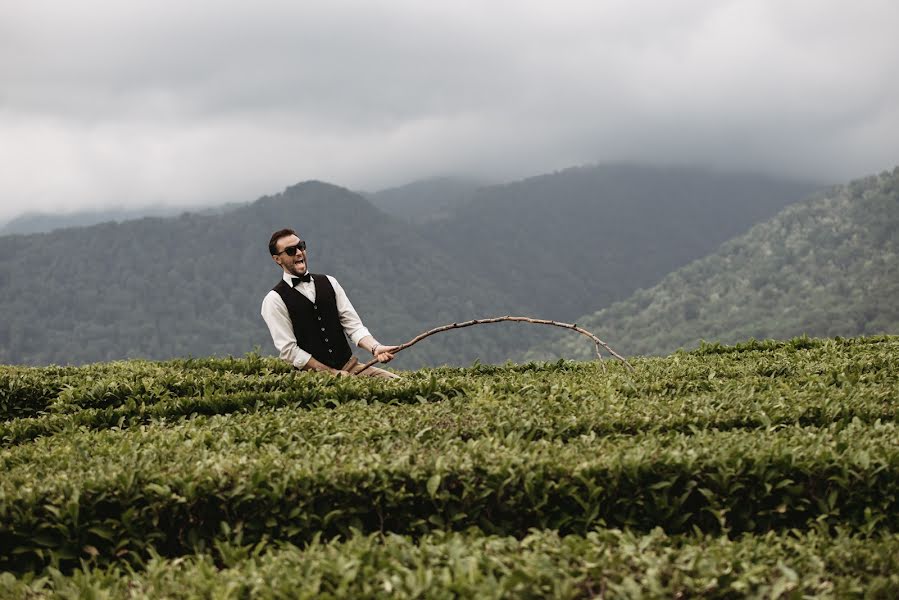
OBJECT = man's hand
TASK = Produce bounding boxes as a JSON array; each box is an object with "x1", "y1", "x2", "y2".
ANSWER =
[
  {"x1": 303, "y1": 357, "x2": 352, "y2": 376},
  {"x1": 373, "y1": 345, "x2": 398, "y2": 363}
]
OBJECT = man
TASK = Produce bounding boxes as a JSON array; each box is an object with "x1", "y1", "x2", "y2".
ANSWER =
[{"x1": 261, "y1": 228, "x2": 400, "y2": 378}]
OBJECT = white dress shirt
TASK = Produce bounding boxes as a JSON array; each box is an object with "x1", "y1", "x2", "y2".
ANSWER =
[{"x1": 261, "y1": 271, "x2": 372, "y2": 369}]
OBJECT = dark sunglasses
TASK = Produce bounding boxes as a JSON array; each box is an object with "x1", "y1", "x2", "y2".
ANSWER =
[{"x1": 277, "y1": 240, "x2": 306, "y2": 256}]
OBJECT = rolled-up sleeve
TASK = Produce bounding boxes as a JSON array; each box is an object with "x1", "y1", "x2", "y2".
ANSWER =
[{"x1": 261, "y1": 290, "x2": 312, "y2": 369}]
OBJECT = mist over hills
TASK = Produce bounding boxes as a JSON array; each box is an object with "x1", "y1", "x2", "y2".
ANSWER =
[
  {"x1": 530, "y1": 167, "x2": 899, "y2": 360},
  {"x1": 0, "y1": 208, "x2": 186, "y2": 236},
  {"x1": 0, "y1": 175, "x2": 482, "y2": 236},
  {"x1": 0, "y1": 203, "x2": 249, "y2": 236},
  {"x1": 0, "y1": 164, "x2": 824, "y2": 368}
]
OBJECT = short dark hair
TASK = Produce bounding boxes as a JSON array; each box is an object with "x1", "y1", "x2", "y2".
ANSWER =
[{"x1": 269, "y1": 228, "x2": 297, "y2": 255}]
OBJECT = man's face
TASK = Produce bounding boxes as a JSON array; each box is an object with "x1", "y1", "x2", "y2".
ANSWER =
[{"x1": 272, "y1": 234, "x2": 308, "y2": 276}]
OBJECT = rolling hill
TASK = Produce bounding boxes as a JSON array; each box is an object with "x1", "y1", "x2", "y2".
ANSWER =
[
  {"x1": 0, "y1": 182, "x2": 526, "y2": 368},
  {"x1": 364, "y1": 176, "x2": 484, "y2": 223},
  {"x1": 421, "y1": 164, "x2": 822, "y2": 320},
  {"x1": 530, "y1": 167, "x2": 899, "y2": 360},
  {"x1": 0, "y1": 164, "x2": 822, "y2": 368}
]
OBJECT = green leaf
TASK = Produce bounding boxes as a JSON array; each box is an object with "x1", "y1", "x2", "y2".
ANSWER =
[
  {"x1": 427, "y1": 474, "x2": 442, "y2": 499},
  {"x1": 87, "y1": 526, "x2": 116, "y2": 542}
]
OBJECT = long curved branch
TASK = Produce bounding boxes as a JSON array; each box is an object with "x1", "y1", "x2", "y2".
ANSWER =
[{"x1": 356, "y1": 315, "x2": 633, "y2": 374}]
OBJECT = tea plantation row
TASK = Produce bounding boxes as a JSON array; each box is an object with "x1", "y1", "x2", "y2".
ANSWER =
[
  {"x1": 3, "y1": 528, "x2": 898, "y2": 598},
  {"x1": 1, "y1": 335, "x2": 897, "y2": 597}
]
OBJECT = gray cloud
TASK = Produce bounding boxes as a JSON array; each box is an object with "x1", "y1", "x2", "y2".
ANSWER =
[{"x1": 1, "y1": 0, "x2": 898, "y2": 222}]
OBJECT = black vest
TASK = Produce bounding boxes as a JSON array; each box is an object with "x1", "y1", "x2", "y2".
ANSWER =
[{"x1": 273, "y1": 275, "x2": 354, "y2": 370}]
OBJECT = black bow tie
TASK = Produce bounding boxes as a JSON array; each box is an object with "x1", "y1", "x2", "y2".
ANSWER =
[{"x1": 291, "y1": 273, "x2": 311, "y2": 286}]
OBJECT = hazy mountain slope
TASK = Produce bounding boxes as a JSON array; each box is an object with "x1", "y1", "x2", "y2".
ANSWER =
[
  {"x1": 530, "y1": 167, "x2": 899, "y2": 359},
  {"x1": 0, "y1": 166, "x2": 826, "y2": 369},
  {"x1": 0, "y1": 182, "x2": 529, "y2": 368},
  {"x1": 0, "y1": 208, "x2": 184, "y2": 235},
  {"x1": 0, "y1": 203, "x2": 248, "y2": 236},
  {"x1": 365, "y1": 176, "x2": 484, "y2": 223},
  {"x1": 421, "y1": 164, "x2": 822, "y2": 321}
]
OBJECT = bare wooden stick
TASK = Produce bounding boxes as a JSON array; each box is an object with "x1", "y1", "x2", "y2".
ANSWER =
[{"x1": 356, "y1": 315, "x2": 633, "y2": 374}]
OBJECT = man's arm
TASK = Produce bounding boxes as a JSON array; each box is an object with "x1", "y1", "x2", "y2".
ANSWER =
[
  {"x1": 357, "y1": 335, "x2": 398, "y2": 363},
  {"x1": 329, "y1": 276, "x2": 397, "y2": 363}
]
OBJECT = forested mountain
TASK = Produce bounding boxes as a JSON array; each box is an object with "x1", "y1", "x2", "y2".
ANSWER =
[
  {"x1": 530, "y1": 167, "x2": 899, "y2": 360},
  {"x1": 422, "y1": 164, "x2": 821, "y2": 320},
  {"x1": 0, "y1": 182, "x2": 527, "y2": 368},
  {"x1": 0, "y1": 165, "x2": 822, "y2": 368},
  {"x1": 365, "y1": 176, "x2": 484, "y2": 223}
]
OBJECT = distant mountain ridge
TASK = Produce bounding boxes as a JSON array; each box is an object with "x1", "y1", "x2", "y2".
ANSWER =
[
  {"x1": 422, "y1": 164, "x2": 822, "y2": 320},
  {"x1": 0, "y1": 164, "x2": 823, "y2": 367},
  {"x1": 0, "y1": 203, "x2": 248, "y2": 236},
  {"x1": 0, "y1": 208, "x2": 181, "y2": 236},
  {"x1": 0, "y1": 181, "x2": 524, "y2": 368},
  {"x1": 529, "y1": 167, "x2": 899, "y2": 360},
  {"x1": 365, "y1": 176, "x2": 485, "y2": 223}
]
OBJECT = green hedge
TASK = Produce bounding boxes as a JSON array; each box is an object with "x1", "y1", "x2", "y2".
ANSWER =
[
  {"x1": 3, "y1": 335, "x2": 896, "y2": 445},
  {"x1": 1, "y1": 335, "x2": 896, "y2": 584},
  {"x1": 2, "y1": 419, "x2": 897, "y2": 572},
  {"x1": 3, "y1": 528, "x2": 898, "y2": 599}
]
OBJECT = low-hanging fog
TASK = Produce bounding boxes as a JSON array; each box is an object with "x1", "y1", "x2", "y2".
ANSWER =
[{"x1": 1, "y1": 0, "x2": 898, "y2": 222}]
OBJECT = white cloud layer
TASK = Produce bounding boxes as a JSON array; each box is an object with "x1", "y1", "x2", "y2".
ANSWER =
[{"x1": 1, "y1": 0, "x2": 898, "y2": 221}]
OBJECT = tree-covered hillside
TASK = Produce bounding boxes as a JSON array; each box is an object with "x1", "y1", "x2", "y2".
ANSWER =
[
  {"x1": 533, "y1": 167, "x2": 899, "y2": 359},
  {"x1": 0, "y1": 165, "x2": 821, "y2": 368},
  {"x1": 422, "y1": 164, "x2": 821, "y2": 320},
  {"x1": 365, "y1": 176, "x2": 484, "y2": 223},
  {"x1": 0, "y1": 182, "x2": 527, "y2": 368}
]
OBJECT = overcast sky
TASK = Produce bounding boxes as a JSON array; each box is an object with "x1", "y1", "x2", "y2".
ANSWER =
[{"x1": 1, "y1": 0, "x2": 898, "y2": 222}]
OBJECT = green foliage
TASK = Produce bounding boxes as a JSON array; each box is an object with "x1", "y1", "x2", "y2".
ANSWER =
[
  {"x1": 0, "y1": 335, "x2": 896, "y2": 596},
  {"x1": 535, "y1": 167, "x2": 899, "y2": 360},
  {"x1": 2, "y1": 529, "x2": 898, "y2": 598},
  {"x1": 2, "y1": 337, "x2": 897, "y2": 445}
]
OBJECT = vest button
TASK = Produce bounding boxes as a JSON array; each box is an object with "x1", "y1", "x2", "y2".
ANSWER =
[
  {"x1": 328, "y1": 349, "x2": 333, "y2": 353},
  {"x1": 325, "y1": 338, "x2": 329, "y2": 342},
  {"x1": 321, "y1": 327, "x2": 325, "y2": 331}
]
